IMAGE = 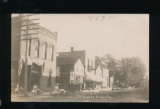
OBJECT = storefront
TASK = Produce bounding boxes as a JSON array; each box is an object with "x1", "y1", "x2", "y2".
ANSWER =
[{"x1": 17, "y1": 56, "x2": 44, "y2": 91}]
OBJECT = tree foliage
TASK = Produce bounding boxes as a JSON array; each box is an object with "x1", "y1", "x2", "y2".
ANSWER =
[{"x1": 95, "y1": 54, "x2": 147, "y2": 88}]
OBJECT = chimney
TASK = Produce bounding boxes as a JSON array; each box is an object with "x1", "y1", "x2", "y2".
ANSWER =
[{"x1": 71, "y1": 47, "x2": 74, "y2": 52}]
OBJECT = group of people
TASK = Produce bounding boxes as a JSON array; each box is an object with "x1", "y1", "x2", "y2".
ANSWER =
[
  {"x1": 14, "y1": 84, "x2": 42, "y2": 96},
  {"x1": 14, "y1": 83, "x2": 84, "y2": 97}
]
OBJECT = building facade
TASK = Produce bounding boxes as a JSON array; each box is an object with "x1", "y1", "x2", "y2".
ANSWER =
[
  {"x1": 58, "y1": 47, "x2": 96, "y2": 90},
  {"x1": 95, "y1": 66, "x2": 103, "y2": 89},
  {"x1": 57, "y1": 56, "x2": 85, "y2": 90},
  {"x1": 11, "y1": 16, "x2": 58, "y2": 92},
  {"x1": 102, "y1": 68, "x2": 110, "y2": 88},
  {"x1": 95, "y1": 66, "x2": 110, "y2": 89}
]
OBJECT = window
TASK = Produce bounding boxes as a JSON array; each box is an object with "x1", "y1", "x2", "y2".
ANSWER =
[
  {"x1": 43, "y1": 43, "x2": 47, "y2": 59},
  {"x1": 35, "y1": 40, "x2": 39, "y2": 58},
  {"x1": 50, "y1": 45, "x2": 54, "y2": 61}
]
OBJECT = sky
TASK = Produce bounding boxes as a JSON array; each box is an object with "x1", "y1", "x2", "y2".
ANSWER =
[{"x1": 12, "y1": 14, "x2": 149, "y2": 75}]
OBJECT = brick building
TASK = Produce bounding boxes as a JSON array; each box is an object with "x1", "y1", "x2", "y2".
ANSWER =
[{"x1": 11, "y1": 16, "x2": 58, "y2": 92}]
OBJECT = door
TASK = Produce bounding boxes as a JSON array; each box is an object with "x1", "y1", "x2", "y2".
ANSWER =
[{"x1": 31, "y1": 63, "x2": 41, "y2": 91}]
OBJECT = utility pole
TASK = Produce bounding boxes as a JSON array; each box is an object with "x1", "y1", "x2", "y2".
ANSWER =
[
  {"x1": 19, "y1": 14, "x2": 39, "y2": 96},
  {"x1": 112, "y1": 59, "x2": 115, "y2": 90}
]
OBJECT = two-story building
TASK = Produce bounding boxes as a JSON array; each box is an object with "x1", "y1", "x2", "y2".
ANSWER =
[
  {"x1": 95, "y1": 65, "x2": 110, "y2": 89},
  {"x1": 57, "y1": 56, "x2": 85, "y2": 90},
  {"x1": 11, "y1": 16, "x2": 58, "y2": 92},
  {"x1": 58, "y1": 47, "x2": 96, "y2": 90},
  {"x1": 102, "y1": 68, "x2": 110, "y2": 88},
  {"x1": 95, "y1": 66, "x2": 103, "y2": 89}
]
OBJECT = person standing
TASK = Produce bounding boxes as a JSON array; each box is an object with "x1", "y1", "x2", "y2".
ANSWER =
[{"x1": 32, "y1": 84, "x2": 38, "y2": 96}]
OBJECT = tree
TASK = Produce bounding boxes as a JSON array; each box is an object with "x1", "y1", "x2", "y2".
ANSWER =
[
  {"x1": 120, "y1": 57, "x2": 147, "y2": 87},
  {"x1": 101, "y1": 54, "x2": 116, "y2": 70},
  {"x1": 95, "y1": 54, "x2": 147, "y2": 88},
  {"x1": 129, "y1": 57, "x2": 147, "y2": 87},
  {"x1": 95, "y1": 56, "x2": 102, "y2": 68}
]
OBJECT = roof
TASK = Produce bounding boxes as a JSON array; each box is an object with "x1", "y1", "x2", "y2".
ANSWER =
[
  {"x1": 58, "y1": 50, "x2": 86, "y2": 65},
  {"x1": 57, "y1": 57, "x2": 80, "y2": 65}
]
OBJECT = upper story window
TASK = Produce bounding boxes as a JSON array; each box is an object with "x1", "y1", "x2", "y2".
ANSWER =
[
  {"x1": 50, "y1": 45, "x2": 54, "y2": 61},
  {"x1": 43, "y1": 43, "x2": 47, "y2": 59},
  {"x1": 35, "y1": 40, "x2": 39, "y2": 58}
]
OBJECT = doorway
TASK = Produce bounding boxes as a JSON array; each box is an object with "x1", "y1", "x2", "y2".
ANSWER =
[{"x1": 30, "y1": 63, "x2": 41, "y2": 91}]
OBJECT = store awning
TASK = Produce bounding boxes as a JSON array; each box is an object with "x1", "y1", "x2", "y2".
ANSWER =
[
  {"x1": 85, "y1": 72, "x2": 103, "y2": 82},
  {"x1": 85, "y1": 72, "x2": 99, "y2": 82},
  {"x1": 21, "y1": 56, "x2": 44, "y2": 66},
  {"x1": 31, "y1": 58, "x2": 44, "y2": 66}
]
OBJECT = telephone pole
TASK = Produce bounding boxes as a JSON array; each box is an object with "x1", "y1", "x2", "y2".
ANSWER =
[
  {"x1": 19, "y1": 14, "x2": 39, "y2": 96},
  {"x1": 111, "y1": 59, "x2": 115, "y2": 90}
]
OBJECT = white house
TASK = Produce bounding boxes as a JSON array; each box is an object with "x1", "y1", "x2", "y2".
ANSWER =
[
  {"x1": 95, "y1": 66, "x2": 103, "y2": 89},
  {"x1": 102, "y1": 68, "x2": 110, "y2": 88},
  {"x1": 57, "y1": 56, "x2": 85, "y2": 90}
]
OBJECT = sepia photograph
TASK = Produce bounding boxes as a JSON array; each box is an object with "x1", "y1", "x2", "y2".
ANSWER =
[{"x1": 11, "y1": 14, "x2": 149, "y2": 102}]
